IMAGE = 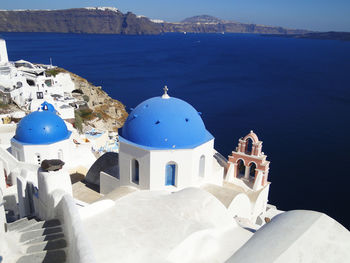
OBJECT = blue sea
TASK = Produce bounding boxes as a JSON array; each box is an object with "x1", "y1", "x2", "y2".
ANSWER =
[{"x1": 2, "y1": 32, "x2": 350, "y2": 228}]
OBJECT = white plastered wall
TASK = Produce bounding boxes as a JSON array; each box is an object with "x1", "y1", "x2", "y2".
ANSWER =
[
  {"x1": 0, "y1": 39, "x2": 9, "y2": 65},
  {"x1": 119, "y1": 139, "x2": 218, "y2": 191},
  {"x1": 11, "y1": 137, "x2": 72, "y2": 165},
  {"x1": 250, "y1": 185, "x2": 270, "y2": 222},
  {"x1": 0, "y1": 161, "x2": 5, "y2": 193},
  {"x1": 0, "y1": 124, "x2": 16, "y2": 147},
  {"x1": 119, "y1": 141, "x2": 151, "y2": 189},
  {"x1": 149, "y1": 140, "x2": 216, "y2": 190},
  {"x1": 228, "y1": 193, "x2": 252, "y2": 219},
  {"x1": 36, "y1": 169, "x2": 73, "y2": 220}
]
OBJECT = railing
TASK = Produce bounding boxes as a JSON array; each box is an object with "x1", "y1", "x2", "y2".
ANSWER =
[{"x1": 0, "y1": 147, "x2": 38, "y2": 175}]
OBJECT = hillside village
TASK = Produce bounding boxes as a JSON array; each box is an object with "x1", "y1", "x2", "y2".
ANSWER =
[{"x1": 0, "y1": 39, "x2": 127, "y2": 134}]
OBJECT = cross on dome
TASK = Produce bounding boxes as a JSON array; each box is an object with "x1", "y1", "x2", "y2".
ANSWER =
[{"x1": 162, "y1": 85, "x2": 170, "y2": 99}]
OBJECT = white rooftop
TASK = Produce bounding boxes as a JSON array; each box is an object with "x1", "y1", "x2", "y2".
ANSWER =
[{"x1": 79, "y1": 188, "x2": 252, "y2": 263}]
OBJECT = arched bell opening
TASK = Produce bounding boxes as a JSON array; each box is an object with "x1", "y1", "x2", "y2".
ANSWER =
[{"x1": 237, "y1": 159, "x2": 245, "y2": 178}]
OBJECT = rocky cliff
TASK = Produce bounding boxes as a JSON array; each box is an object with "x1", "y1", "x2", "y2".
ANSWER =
[
  {"x1": 0, "y1": 8, "x2": 161, "y2": 34},
  {"x1": 162, "y1": 15, "x2": 309, "y2": 34},
  {"x1": 0, "y1": 9, "x2": 308, "y2": 35},
  {"x1": 46, "y1": 67, "x2": 128, "y2": 132}
]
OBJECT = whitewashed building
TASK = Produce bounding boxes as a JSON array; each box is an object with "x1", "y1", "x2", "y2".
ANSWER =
[
  {"x1": 118, "y1": 88, "x2": 222, "y2": 190},
  {"x1": 0, "y1": 39, "x2": 76, "y2": 120},
  {"x1": 10, "y1": 108, "x2": 72, "y2": 165}
]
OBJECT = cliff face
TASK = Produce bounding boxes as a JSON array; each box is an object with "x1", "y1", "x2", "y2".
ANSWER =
[
  {"x1": 0, "y1": 8, "x2": 161, "y2": 34},
  {"x1": 162, "y1": 15, "x2": 309, "y2": 34},
  {"x1": 66, "y1": 69, "x2": 128, "y2": 132},
  {"x1": 46, "y1": 67, "x2": 128, "y2": 132},
  {"x1": 0, "y1": 9, "x2": 308, "y2": 35},
  {"x1": 161, "y1": 22, "x2": 308, "y2": 34}
]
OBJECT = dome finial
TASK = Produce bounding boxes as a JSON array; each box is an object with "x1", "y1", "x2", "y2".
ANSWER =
[{"x1": 162, "y1": 85, "x2": 170, "y2": 99}]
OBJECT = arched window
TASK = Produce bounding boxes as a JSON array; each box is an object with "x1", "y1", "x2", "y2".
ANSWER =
[
  {"x1": 249, "y1": 162, "x2": 257, "y2": 178},
  {"x1": 165, "y1": 162, "x2": 176, "y2": 186},
  {"x1": 237, "y1": 159, "x2": 245, "y2": 178},
  {"x1": 199, "y1": 155, "x2": 205, "y2": 178},
  {"x1": 58, "y1": 149, "x2": 63, "y2": 160},
  {"x1": 131, "y1": 159, "x2": 139, "y2": 185},
  {"x1": 245, "y1": 138, "x2": 253, "y2": 155}
]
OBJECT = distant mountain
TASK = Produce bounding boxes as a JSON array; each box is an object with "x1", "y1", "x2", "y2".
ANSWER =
[
  {"x1": 0, "y1": 9, "x2": 309, "y2": 35},
  {"x1": 181, "y1": 15, "x2": 223, "y2": 24},
  {"x1": 163, "y1": 15, "x2": 310, "y2": 35}
]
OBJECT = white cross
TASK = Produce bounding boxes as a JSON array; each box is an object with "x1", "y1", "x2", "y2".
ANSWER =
[
  {"x1": 162, "y1": 85, "x2": 170, "y2": 99},
  {"x1": 163, "y1": 85, "x2": 168, "y2": 95}
]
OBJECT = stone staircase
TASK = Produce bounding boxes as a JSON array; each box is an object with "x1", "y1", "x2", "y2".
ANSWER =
[{"x1": 6, "y1": 217, "x2": 67, "y2": 263}]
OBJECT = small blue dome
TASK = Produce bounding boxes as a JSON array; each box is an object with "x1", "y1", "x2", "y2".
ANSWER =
[
  {"x1": 121, "y1": 96, "x2": 213, "y2": 149},
  {"x1": 14, "y1": 111, "x2": 71, "y2": 145},
  {"x1": 40, "y1": 101, "x2": 56, "y2": 113}
]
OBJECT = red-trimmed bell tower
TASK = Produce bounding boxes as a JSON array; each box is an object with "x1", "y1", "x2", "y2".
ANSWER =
[{"x1": 226, "y1": 131, "x2": 270, "y2": 189}]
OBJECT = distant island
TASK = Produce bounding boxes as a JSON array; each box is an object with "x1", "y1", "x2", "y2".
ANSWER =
[
  {"x1": 0, "y1": 8, "x2": 309, "y2": 35},
  {"x1": 267, "y1": 31, "x2": 350, "y2": 42}
]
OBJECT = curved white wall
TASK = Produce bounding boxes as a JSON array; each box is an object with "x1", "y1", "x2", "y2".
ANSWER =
[
  {"x1": 228, "y1": 193, "x2": 252, "y2": 219},
  {"x1": 226, "y1": 210, "x2": 350, "y2": 263}
]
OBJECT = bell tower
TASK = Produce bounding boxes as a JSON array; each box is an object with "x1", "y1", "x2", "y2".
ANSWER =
[{"x1": 226, "y1": 131, "x2": 270, "y2": 190}]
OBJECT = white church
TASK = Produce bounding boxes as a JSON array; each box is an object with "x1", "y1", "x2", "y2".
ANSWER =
[
  {"x1": 0, "y1": 88, "x2": 349, "y2": 263},
  {"x1": 119, "y1": 88, "x2": 221, "y2": 190}
]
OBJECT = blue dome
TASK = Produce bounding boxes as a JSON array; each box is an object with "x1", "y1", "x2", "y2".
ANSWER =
[
  {"x1": 14, "y1": 111, "x2": 71, "y2": 145},
  {"x1": 121, "y1": 96, "x2": 213, "y2": 149}
]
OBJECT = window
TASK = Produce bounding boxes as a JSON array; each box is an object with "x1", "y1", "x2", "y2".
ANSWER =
[
  {"x1": 131, "y1": 159, "x2": 139, "y2": 185},
  {"x1": 36, "y1": 92, "x2": 43, "y2": 99},
  {"x1": 245, "y1": 138, "x2": 253, "y2": 155},
  {"x1": 199, "y1": 155, "x2": 205, "y2": 178},
  {"x1": 237, "y1": 159, "x2": 245, "y2": 178},
  {"x1": 26, "y1": 79, "x2": 35, "y2": 86},
  {"x1": 165, "y1": 163, "x2": 176, "y2": 186},
  {"x1": 45, "y1": 79, "x2": 53, "y2": 87}
]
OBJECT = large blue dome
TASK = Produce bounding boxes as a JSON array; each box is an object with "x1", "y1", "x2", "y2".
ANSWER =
[
  {"x1": 121, "y1": 96, "x2": 213, "y2": 149},
  {"x1": 14, "y1": 111, "x2": 71, "y2": 145}
]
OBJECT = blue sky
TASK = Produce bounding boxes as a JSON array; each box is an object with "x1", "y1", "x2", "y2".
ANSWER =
[{"x1": 1, "y1": 0, "x2": 349, "y2": 31}]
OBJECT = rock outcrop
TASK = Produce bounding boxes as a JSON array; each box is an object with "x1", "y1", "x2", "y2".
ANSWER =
[{"x1": 62, "y1": 68, "x2": 128, "y2": 132}]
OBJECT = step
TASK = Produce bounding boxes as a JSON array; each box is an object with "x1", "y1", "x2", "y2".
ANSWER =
[
  {"x1": 20, "y1": 226, "x2": 63, "y2": 242},
  {"x1": 7, "y1": 218, "x2": 38, "y2": 232},
  {"x1": 26, "y1": 239, "x2": 67, "y2": 253},
  {"x1": 19, "y1": 219, "x2": 61, "y2": 233},
  {"x1": 23, "y1": 233, "x2": 65, "y2": 245},
  {"x1": 16, "y1": 249, "x2": 66, "y2": 263}
]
